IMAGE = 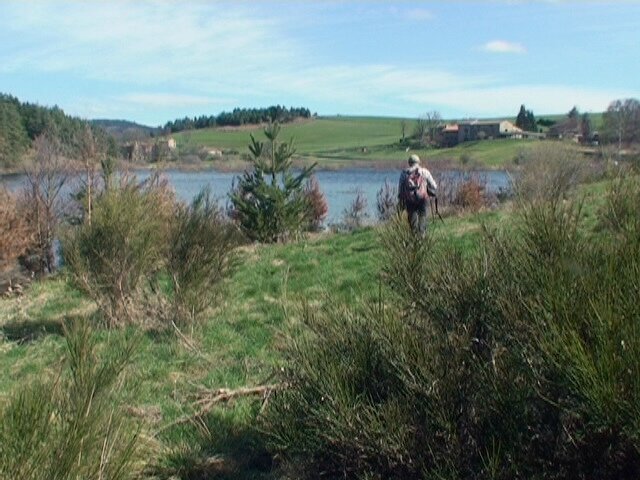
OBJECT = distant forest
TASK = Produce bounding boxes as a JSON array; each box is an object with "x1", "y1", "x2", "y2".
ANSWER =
[
  {"x1": 91, "y1": 119, "x2": 162, "y2": 143},
  {"x1": 0, "y1": 93, "x2": 115, "y2": 169},
  {"x1": 164, "y1": 105, "x2": 312, "y2": 133}
]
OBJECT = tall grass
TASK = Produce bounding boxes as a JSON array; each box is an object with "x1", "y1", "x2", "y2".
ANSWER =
[
  {"x1": 264, "y1": 165, "x2": 640, "y2": 478},
  {"x1": 0, "y1": 319, "x2": 148, "y2": 479}
]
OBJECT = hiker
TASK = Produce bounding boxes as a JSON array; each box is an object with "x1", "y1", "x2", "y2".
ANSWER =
[{"x1": 398, "y1": 154, "x2": 437, "y2": 235}]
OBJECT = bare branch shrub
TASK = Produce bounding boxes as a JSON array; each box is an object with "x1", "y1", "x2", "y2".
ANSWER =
[
  {"x1": 376, "y1": 180, "x2": 397, "y2": 222},
  {"x1": 303, "y1": 175, "x2": 328, "y2": 232},
  {"x1": 341, "y1": 188, "x2": 369, "y2": 231},
  {"x1": 513, "y1": 143, "x2": 586, "y2": 203},
  {"x1": 20, "y1": 134, "x2": 69, "y2": 276},
  {"x1": 437, "y1": 173, "x2": 492, "y2": 214},
  {"x1": 453, "y1": 176, "x2": 488, "y2": 212},
  {"x1": 0, "y1": 188, "x2": 35, "y2": 290}
]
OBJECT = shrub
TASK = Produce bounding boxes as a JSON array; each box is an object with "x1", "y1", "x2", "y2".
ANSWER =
[
  {"x1": 513, "y1": 143, "x2": 585, "y2": 202},
  {"x1": 19, "y1": 134, "x2": 70, "y2": 276},
  {"x1": 341, "y1": 189, "x2": 368, "y2": 231},
  {"x1": 437, "y1": 173, "x2": 491, "y2": 214},
  {"x1": 0, "y1": 188, "x2": 35, "y2": 290},
  {"x1": 598, "y1": 170, "x2": 640, "y2": 236},
  {"x1": 376, "y1": 180, "x2": 398, "y2": 222},
  {"x1": 62, "y1": 175, "x2": 173, "y2": 327},
  {"x1": 0, "y1": 319, "x2": 148, "y2": 479},
  {"x1": 453, "y1": 176, "x2": 487, "y2": 212},
  {"x1": 303, "y1": 175, "x2": 328, "y2": 231},
  {"x1": 167, "y1": 187, "x2": 242, "y2": 325},
  {"x1": 265, "y1": 178, "x2": 640, "y2": 479}
]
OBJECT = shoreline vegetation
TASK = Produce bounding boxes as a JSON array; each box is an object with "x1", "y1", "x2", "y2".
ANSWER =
[
  {"x1": 2, "y1": 163, "x2": 640, "y2": 478},
  {"x1": 2, "y1": 101, "x2": 640, "y2": 478}
]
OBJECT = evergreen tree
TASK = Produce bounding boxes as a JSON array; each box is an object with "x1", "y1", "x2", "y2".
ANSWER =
[
  {"x1": 526, "y1": 110, "x2": 536, "y2": 132},
  {"x1": 0, "y1": 99, "x2": 29, "y2": 168},
  {"x1": 229, "y1": 122, "x2": 316, "y2": 242},
  {"x1": 516, "y1": 104, "x2": 536, "y2": 132},
  {"x1": 568, "y1": 106, "x2": 579, "y2": 119},
  {"x1": 515, "y1": 104, "x2": 527, "y2": 130}
]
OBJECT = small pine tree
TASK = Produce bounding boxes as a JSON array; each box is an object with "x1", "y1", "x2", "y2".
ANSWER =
[
  {"x1": 229, "y1": 122, "x2": 316, "y2": 242},
  {"x1": 516, "y1": 104, "x2": 527, "y2": 130}
]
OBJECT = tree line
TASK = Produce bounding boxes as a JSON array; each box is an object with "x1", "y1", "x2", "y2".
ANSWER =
[
  {"x1": 0, "y1": 93, "x2": 116, "y2": 170},
  {"x1": 163, "y1": 105, "x2": 312, "y2": 133}
]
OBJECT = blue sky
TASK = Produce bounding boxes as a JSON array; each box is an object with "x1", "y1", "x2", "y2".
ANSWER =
[{"x1": 1, "y1": 1, "x2": 638, "y2": 126}]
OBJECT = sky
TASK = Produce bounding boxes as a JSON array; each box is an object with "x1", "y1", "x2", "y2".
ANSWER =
[{"x1": 1, "y1": 1, "x2": 638, "y2": 127}]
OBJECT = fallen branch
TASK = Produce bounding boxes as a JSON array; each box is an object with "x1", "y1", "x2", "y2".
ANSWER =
[{"x1": 155, "y1": 382, "x2": 286, "y2": 435}]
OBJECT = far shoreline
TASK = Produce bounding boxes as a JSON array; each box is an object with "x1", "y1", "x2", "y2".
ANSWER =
[{"x1": 0, "y1": 156, "x2": 517, "y2": 179}]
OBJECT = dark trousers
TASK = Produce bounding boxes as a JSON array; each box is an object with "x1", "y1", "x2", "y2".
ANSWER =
[{"x1": 407, "y1": 200, "x2": 428, "y2": 236}]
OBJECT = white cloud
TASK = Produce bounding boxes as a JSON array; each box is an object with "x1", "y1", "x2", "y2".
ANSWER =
[
  {"x1": 0, "y1": 1, "x2": 296, "y2": 85},
  {"x1": 405, "y1": 8, "x2": 434, "y2": 21},
  {"x1": 117, "y1": 93, "x2": 222, "y2": 108},
  {"x1": 481, "y1": 40, "x2": 527, "y2": 54},
  {"x1": 386, "y1": 6, "x2": 434, "y2": 22}
]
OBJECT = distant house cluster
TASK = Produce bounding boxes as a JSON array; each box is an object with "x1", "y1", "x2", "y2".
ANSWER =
[
  {"x1": 439, "y1": 120, "x2": 543, "y2": 147},
  {"x1": 122, "y1": 137, "x2": 177, "y2": 163}
]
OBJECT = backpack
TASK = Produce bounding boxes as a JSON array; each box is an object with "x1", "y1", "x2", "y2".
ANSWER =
[{"x1": 402, "y1": 168, "x2": 428, "y2": 205}]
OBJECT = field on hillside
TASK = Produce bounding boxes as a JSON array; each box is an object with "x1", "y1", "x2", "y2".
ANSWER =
[{"x1": 174, "y1": 116, "x2": 590, "y2": 170}]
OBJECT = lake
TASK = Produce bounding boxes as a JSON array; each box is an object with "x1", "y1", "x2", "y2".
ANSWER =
[{"x1": 1, "y1": 168, "x2": 511, "y2": 226}]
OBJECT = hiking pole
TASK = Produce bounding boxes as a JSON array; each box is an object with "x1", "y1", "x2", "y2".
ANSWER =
[{"x1": 429, "y1": 197, "x2": 445, "y2": 224}]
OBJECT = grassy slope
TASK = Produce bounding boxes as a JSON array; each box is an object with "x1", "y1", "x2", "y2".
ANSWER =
[
  {"x1": 0, "y1": 177, "x2": 612, "y2": 476},
  {"x1": 0, "y1": 206, "x2": 503, "y2": 474},
  {"x1": 174, "y1": 116, "x2": 591, "y2": 170}
]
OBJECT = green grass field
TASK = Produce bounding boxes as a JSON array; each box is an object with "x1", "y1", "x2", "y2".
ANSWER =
[{"x1": 174, "y1": 115, "x2": 593, "y2": 171}]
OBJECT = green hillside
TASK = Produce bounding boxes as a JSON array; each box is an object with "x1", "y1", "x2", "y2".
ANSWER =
[
  {"x1": 177, "y1": 116, "x2": 409, "y2": 154},
  {"x1": 174, "y1": 116, "x2": 579, "y2": 170}
]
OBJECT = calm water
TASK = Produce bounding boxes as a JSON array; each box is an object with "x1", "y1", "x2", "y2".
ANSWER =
[{"x1": 1, "y1": 168, "x2": 511, "y2": 226}]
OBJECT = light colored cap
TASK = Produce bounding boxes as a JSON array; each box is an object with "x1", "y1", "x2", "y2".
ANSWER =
[{"x1": 408, "y1": 154, "x2": 420, "y2": 165}]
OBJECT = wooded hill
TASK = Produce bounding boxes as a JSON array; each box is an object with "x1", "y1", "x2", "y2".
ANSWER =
[
  {"x1": 163, "y1": 105, "x2": 312, "y2": 133},
  {"x1": 90, "y1": 119, "x2": 162, "y2": 143},
  {"x1": 0, "y1": 93, "x2": 114, "y2": 170}
]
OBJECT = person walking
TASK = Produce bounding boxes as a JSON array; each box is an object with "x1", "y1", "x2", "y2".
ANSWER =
[{"x1": 398, "y1": 154, "x2": 437, "y2": 235}]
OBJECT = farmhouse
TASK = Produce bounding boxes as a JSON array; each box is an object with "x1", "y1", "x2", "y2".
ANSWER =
[{"x1": 440, "y1": 120, "x2": 543, "y2": 146}]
